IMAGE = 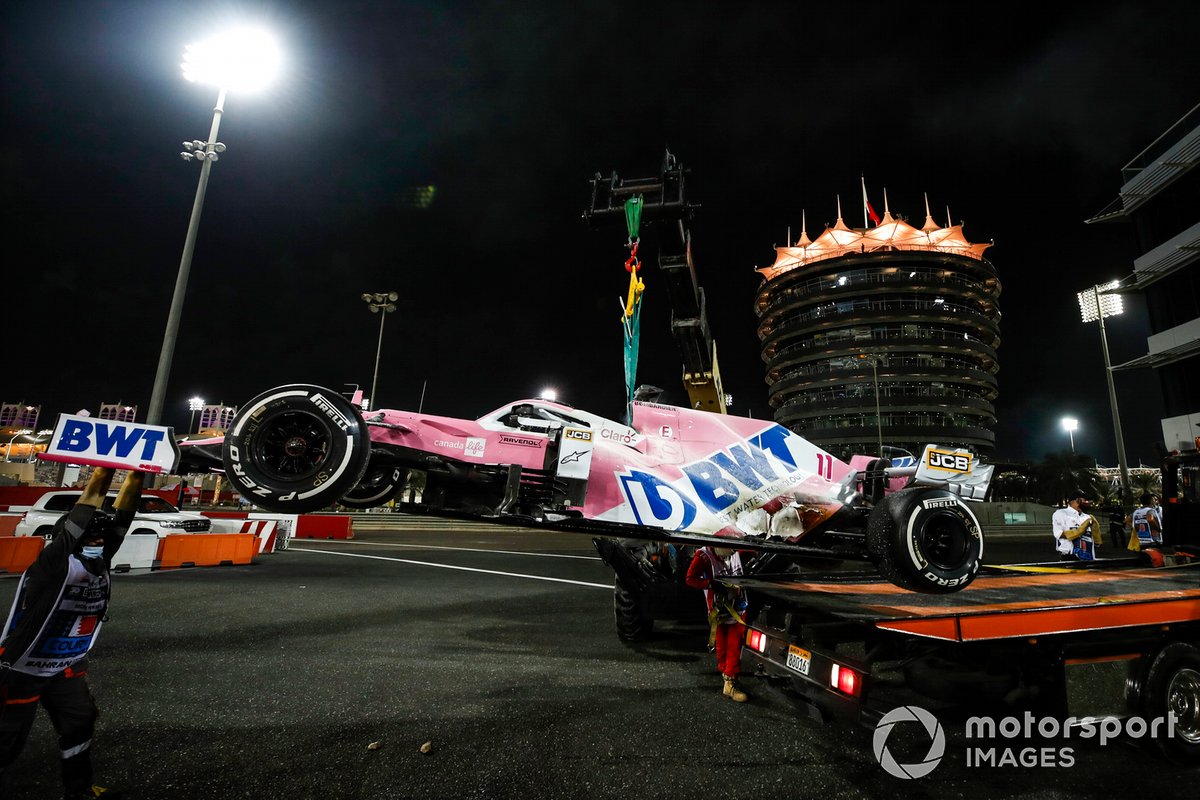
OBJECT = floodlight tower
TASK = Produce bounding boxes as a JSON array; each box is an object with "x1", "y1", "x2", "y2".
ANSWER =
[
  {"x1": 1077, "y1": 281, "x2": 1131, "y2": 498},
  {"x1": 147, "y1": 27, "x2": 281, "y2": 425},
  {"x1": 362, "y1": 291, "x2": 398, "y2": 410},
  {"x1": 1061, "y1": 417, "x2": 1078, "y2": 453}
]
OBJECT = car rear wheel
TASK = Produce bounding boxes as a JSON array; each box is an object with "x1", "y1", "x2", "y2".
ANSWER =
[
  {"x1": 222, "y1": 385, "x2": 370, "y2": 514},
  {"x1": 867, "y1": 488, "x2": 983, "y2": 593}
]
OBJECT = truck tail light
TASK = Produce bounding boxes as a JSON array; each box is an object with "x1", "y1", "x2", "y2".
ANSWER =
[
  {"x1": 745, "y1": 629, "x2": 768, "y2": 653},
  {"x1": 830, "y1": 663, "x2": 860, "y2": 696}
]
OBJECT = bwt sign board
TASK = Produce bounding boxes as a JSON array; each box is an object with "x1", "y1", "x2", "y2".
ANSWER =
[{"x1": 38, "y1": 414, "x2": 181, "y2": 474}]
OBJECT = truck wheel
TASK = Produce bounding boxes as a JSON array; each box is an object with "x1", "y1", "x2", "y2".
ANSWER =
[
  {"x1": 340, "y1": 464, "x2": 405, "y2": 509},
  {"x1": 614, "y1": 573, "x2": 654, "y2": 642},
  {"x1": 36, "y1": 526, "x2": 54, "y2": 540},
  {"x1": 1143, "y1": 642, "x2": 1200, "y2": 766},
  {"x1": 867, "y1": 488, "x2": 983, "y2": 593},
  {"x1": 222, "y1": 385, "x2": 370, "y2": 514}
]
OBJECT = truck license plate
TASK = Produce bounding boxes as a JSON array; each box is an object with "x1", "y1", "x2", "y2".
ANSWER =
[{"x1": 786, "y1": 644, "x2": 811, "y2": 675}]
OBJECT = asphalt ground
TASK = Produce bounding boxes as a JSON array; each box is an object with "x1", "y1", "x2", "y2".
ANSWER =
[{"x1": 2, "y1": 522, "x2": 1192, "y2": 800}]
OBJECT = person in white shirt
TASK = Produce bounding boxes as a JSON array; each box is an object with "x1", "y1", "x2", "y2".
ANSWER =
[{"x1": 1051, "y1": 490, "x2": 1101, "y2": 561}]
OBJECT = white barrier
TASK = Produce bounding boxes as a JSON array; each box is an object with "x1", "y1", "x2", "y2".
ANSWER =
[{"x1": 110, "y1": 535, "x2": 161, "y2": 572}]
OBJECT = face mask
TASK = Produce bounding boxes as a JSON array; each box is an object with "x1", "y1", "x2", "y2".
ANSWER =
[{"x1": 80, "y1": 545, "x2": 105, "y2": 560}]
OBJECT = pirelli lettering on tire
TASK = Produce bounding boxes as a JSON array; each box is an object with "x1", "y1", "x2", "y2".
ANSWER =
[{"x1": 311, "y1": 392, "x2": 352, "y2": 432}]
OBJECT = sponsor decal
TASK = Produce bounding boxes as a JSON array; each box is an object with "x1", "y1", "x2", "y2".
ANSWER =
[
  {"x1": 618, "y1": 424, "x2": 808, "y2": 530},
  {"x1": 660, "y1": 425, "x2": 674, "y2": 439},
  {"x1": 564, "y1": 429, "x2": 593, "y2": 442},
  {"x1": 311, "y1": 393, "x2": 352, "y2": 432},
  {"x1": 561, "y1": 450, "x2": 587, "y2": 465},
  {"x1": 600, "y1": 428, "x2": 641, "y2": 444},
  {"x1": 499, "y1": 434, "x2": 542, "y2": 448},
  {"x1": 921, "y1": 498, "x2": 959, "y2": 510},
  {"x1": 464, "y1": 437, "x2": 486, "y2": 458},
  {"x1": 926, "y1": 449, "x2": 971, "y2": 473}
]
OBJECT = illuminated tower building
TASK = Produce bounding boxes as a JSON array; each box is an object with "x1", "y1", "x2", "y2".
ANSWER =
[{"x1": 754, "y1": 193, "x2": 1001, "y2": 461}]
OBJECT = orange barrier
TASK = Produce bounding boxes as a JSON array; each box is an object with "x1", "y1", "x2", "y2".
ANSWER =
[
  {"x1": 158, "y1": 533, "x2": 256, "y2": 569},
  {"x1": 0, "y1": 535, "x2": 45, "y2": 574},
  {"x1": 0, "y1": 516, "x2": 21, "y2": 536},
  {"x1": 294, "y1": 514, "x2": 354, "y2": 540}
]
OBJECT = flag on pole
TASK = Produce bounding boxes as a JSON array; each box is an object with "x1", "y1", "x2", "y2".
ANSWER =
[{"x1": 862, "y1": 176, "x2": 881, "y2": 226}]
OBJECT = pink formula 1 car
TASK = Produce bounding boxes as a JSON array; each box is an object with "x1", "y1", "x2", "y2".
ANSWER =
[{"x1": 180, "y1": 384, "x2": 993, "y2": 594}]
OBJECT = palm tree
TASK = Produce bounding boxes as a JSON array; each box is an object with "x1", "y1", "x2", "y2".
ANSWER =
[{"x1": 1032, "y1": 450, "x2": 1102, "y2": 506}]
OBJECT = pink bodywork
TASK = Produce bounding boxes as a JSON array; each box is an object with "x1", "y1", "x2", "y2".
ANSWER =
[{"x1": 366, "y1": 398, "x2": 867, "y2": 542}]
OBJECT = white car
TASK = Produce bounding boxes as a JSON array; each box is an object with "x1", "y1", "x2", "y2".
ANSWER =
[{"x1": 14, "y1": 490, "x2": 212, "y2": 539}]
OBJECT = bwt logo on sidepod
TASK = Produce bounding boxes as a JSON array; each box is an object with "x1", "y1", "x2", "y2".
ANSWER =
[{"x1": 618, "y1": 425, "x2": 804, "y2": 530}]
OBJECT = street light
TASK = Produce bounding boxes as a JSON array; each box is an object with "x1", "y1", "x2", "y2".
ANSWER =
[
  {"x1": 189, "y1": 396, "x2": 206, "y2": 435},
  {"x1": 1077, "y1": 281, "x2": 1131, "y2": 498},
  {"x1": 4, "y1": 429, "x2": 33, "y2": 463},
  {"x1": 1061, "y1": 417, "x2": 1078, "y2": 453},
  {"x1": 146, "y1": 27, "x2": 281, "y2": 425},
  {"x1": 539, "y1": 387, "x2": 558, "y2": 402},
  {"x1": 361, "y1": 291, "x2": 398, "y2": 410}
]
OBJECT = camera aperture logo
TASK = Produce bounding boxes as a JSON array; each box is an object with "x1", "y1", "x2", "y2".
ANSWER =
[
  {"x1": 873, "y1": 705, "x2": 946, "y2": 779},
  {"x1": 873, "y1": 706, "x2": 1180, "y2": 777}
]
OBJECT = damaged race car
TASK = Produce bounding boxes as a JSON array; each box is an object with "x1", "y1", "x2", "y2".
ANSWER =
[{"x1": 179, "y1": 384, "x2": 993, "y2": 594}]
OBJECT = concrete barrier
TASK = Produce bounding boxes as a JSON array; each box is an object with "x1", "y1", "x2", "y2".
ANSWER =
[
  {"x1": 0, "y1": 535, "x2": 44, "y2": 574},
  {"x1": 159, "y1": 533, "x2": 256, "y2": 569},
  {"x1": 294, "y1": 514, "x2": 354, "y2": 540},
  {"x1": 110, "y1": 535, "x2": 163, "y2": 572}
]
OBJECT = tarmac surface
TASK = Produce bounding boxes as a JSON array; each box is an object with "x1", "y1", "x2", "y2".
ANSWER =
[{"x1": 2, "y1": 519, "x2": 1192, "y2": 799}]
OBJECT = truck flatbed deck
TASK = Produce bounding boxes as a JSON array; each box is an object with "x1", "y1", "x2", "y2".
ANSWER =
[{"x1": 736, "y1": 558, "x2": 1200, "y2": 641}]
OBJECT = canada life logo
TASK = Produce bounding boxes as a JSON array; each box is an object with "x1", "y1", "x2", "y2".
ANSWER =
[{"x1": 617, "y1": 424, "x2": 805, "y2": 530}]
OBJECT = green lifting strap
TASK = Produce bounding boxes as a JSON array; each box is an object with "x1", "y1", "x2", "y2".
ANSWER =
[{"x1": 625, "y1": 195, "x2": 643, "y2": 242}]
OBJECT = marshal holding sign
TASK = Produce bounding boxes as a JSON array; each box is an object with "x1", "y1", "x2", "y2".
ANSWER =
[{"x1": 38, "y1": 414, "x2": 181, "y2": 474}]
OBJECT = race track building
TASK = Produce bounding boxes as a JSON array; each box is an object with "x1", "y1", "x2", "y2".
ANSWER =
[
  {"x1": 754, "y1": 197, "x2": 1001, "y2": 461},
  {"x1": 1087, "y1": 102, "x2": 1200, "y2": 454}
]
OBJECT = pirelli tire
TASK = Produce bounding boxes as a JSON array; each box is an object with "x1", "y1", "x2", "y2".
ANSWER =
[
  {"x1": 222, "y1": 384, "x2": 371, "y2": 514},
  {"x1": 867, "y1": 487, "x2": 983, "y2": 594}
]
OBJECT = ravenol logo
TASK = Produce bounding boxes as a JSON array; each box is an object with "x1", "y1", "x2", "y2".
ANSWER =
[
  {"x1": 617, "y1": 425, "x2": 805, "y2": 530},
  {"x1": 873, "y1": 706, "x2": 946, "y2": 779}
]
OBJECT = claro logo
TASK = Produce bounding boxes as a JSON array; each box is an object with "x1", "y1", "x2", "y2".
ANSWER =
[{"x1": 926, "y1": 450, "x2": 971, "y2": 473}]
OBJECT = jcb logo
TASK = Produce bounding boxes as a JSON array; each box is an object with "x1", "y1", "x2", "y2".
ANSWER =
[
  {"x1": 927, "y1": 450, "x2": 971, "y2": 473},
  {"x1": 564, "y1": 428, "x2": 592, "y2": 442}
]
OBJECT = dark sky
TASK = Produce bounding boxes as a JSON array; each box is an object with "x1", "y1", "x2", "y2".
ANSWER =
[{"x1": 4, "y1": 1, "x2": 1197, "y2": 467}]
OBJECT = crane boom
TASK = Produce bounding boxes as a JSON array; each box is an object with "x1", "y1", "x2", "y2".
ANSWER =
[{"x1": 583, "y1": 150, "x2": 726, "y2": 414}]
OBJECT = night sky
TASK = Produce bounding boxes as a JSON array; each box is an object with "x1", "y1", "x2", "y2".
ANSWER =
[{"x1": 5, "y1": 1, "x2": 1197, "y2": 467}]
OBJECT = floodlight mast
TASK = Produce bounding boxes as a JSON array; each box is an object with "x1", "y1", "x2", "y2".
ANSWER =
[
  {"x1": 1077, "y1": 281, "x2": 1130, "y2": 499},
  {"x1": 147, "y1": 28, "x2": 280, "y2": 426}
]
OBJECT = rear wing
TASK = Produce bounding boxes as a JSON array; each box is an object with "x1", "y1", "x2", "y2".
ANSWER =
[
  {"x1": 845, "y1": 444, "x2": 993, "y2": 502},
  {"x1": 900, "y1": 445, "x2": 992, "y2": 500}
]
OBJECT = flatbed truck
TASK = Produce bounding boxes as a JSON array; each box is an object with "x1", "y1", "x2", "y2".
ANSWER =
[{"x1": 732, "y1": 449, "x2": 1200, "y2": 767}]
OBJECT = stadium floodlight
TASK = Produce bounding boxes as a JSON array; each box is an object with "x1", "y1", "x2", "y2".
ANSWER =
[{"x1": 1075, "y1": 281, "x2": 1130, "y2": 498}]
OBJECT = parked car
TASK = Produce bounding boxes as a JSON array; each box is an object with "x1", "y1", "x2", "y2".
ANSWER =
[
  {"x1": 14, "y1": 490, "x2": 212, "y2": 538},
  {"x1": 178, "y1": 384, "x2": 993, "y2": 593}
]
